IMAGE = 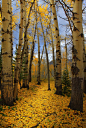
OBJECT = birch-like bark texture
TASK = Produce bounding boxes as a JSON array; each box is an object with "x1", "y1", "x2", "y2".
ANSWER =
[
  {"x1": 22, "y1": 0, "x2": 35, "y2": 88},
  {"x1": 83, "y1": 35, "x2": 86, "y2": 93},
  {"x1": 22, "y1": 0, "x2": 27, "y2": 88},
  {"x1": 50, "y1": 0, "x2": 62, "y2": 94},
  {"x1": 69, "y1": 0, "x2": 83, "y2": 112},
  {"x1": 13, "y1": 0, "x2": 23, "y2": 101},
  {"x1": 1, "y1": 0, "x2": 13, "y2": 105}
]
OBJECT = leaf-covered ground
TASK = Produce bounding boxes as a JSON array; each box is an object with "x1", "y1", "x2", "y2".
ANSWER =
[{"x1": 0, "y1": 81, "x2": 86, "y2": 128}]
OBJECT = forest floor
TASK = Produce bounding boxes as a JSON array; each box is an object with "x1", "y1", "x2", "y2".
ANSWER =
[{"x1": 0, "y1": 81, "x2": 86, "y2": 128}]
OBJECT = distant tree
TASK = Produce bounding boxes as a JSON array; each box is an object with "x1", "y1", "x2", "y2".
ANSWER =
[
  {"x1": 40, "y1": 15, "x2": 51, "y2": 90},
  {"x1": 36, "y1": 20, "x2": 41, "y2": 85},
  {"x1": 28, "y1": 26, "x2": 36, "y2": 84},
  {"x1": 49, "y1": 9, "x2": 56, "y2": 82}
]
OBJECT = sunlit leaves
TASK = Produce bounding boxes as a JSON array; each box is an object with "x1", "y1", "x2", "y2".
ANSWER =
[
  {"x1": 64, "y1": 0, "x2": 74, "y2": 7},
  {"x1": 0, "y1": 81, "x2": 86, "y2": 127}
]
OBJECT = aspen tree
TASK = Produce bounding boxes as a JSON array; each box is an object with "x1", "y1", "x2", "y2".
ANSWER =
[
  {"x1": 84, "y1": 47, "x2": 86, "y2": 93},
  {"x1": 40, "y1": 15, "x2": 51, "y2": 90},
  {"x1": 50, "y1": 0, "x2": 62, "y2": 94},
  {"x1": 13, "y1": 0, "x2": 23, "y2": 101},
  {"x1": 22, "y1": 0, "x2": 27, "y2": 88},
  {"x1": 40, "y1": 45, "x2": 44, "y2": 65},
  {"x1": 1, "y1": 0, "x2": 13, "y2": 105},
  {"x1": 36, "y1": 11, "x2": 41, "y2": 85},
  {"x1": 49, "y1": 7, "x2": 56, "y2": 81},
  {"x1": 19, "y1": 45, "x2": 25, "y2": 89},
  {"x1": 37, "y1": 26, "x2": 41, "y2": 85},
  {"x1": 69, "y1": 0, "x2": 84, "y2": 112},
  {"x1": 83, "y1": 35, "x2": 86, "y2": 93},
  {"x1": 22, "y1": 0, "x2": 35, "y2": 88},
  {"x1": 28, "y1": 26, "x2": 36, "y2": 83},
  {"x1": 65, "y1": 37, "x2": 67, "y2": 69}
]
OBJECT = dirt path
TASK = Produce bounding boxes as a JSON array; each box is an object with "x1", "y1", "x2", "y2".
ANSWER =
[{"x1": 0, "y1": 81, "x2": 86, "y2": 128}]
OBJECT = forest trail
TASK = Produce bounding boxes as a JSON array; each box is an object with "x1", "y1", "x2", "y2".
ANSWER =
[{"x1": 0, "y1": 81, "x2": 86, "y2": 128}]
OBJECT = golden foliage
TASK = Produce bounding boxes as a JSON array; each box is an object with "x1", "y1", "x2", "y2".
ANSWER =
[{"x1": 0, "y1": 81, "x2": 86, "y2": 128}]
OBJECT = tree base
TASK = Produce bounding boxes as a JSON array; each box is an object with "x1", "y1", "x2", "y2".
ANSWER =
[
  {"x1": 55, "y1": 85, "x2": 62, "y2": 95},
  {"x1": 27, "y1": 85, "x2": 29, "y2": 90},
  {"x1": 69, "y1": 77, "x2": 83, "y2": 112},
  {"x1": 48, "y1": 88, "x2": 51, "y2": 91},
  {"x1": 37, "y1": 81, "x2": 41, "y2": 85},
  {"x1": 22, "y1": 83, "x2": 25, "y2": 88},
  {"x1": 1, "y1": 99, "x2": 14, "y2": 106}
]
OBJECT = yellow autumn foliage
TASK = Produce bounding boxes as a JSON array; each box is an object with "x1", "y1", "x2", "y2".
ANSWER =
[{"x1": 0, "y1": 81, "x2": 86, "y2": 128}]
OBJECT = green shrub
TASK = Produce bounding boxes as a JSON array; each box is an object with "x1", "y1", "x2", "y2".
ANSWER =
[
  {"x1": 62, "y1": 68, "x2": 71, "y2": 97},
  {"x1": 62, "y1": 68, "x2": 71, "y2": 87}
]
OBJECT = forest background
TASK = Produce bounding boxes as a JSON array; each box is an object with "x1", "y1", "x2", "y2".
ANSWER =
[
  {"x1": 0, "y1": 0, "x2": 86, "y2": 116},
  {"x1": 0, "y1": 0, "x2": 86, "y2": 127}
]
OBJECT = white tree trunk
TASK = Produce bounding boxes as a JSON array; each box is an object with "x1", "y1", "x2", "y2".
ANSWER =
[
  {"x1": 69, "y1": 0, "x2": 83, "y2": 112},
  {"x1": 50, "y1": 0, "x2": 62, "y2": 94},
  {"x1": 2, "y1": 0, "x2": 13, "y2": 105}
]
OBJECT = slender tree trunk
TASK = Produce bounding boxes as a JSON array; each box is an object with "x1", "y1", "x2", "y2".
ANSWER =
[
  {"x1": 28, "y1": 41, "x2": 35, "y2": 83},
  {"x1": 83, "y1": 36, "x2": 86, "y2": 93},
  {"x1": 28, "y1": 26, "x2": 36, "y2": 83},
  {"x1": 13, "y1": 0, "x2": 23, "y2": 101},
  {"x1": 49, "y1": 23, "x2": 56, "y2": 81},
  {"x1": 19, "y1": 46, "x2": 25, "y2": 89},
  {"x1": 50, "y1": 0, "x2": 62, "y2": 94},
  {"x1": 22, "y1": 0, "x2": 27, "y2": 88},
  {"x1": 69, "y1": 0, "x2": 83, "y2": 112},
  {"x1": 0, "y1": 48, "x2": 2, "y2": 90},
  {"x1": 40, "y1": 45, "x2": 44, "y2": 64},
  {"x1": 84, "y1": 48, "x2": 86, "y2": 93},
  {"x1": 29, "y1": 69, "x2": 31, "y2": 82},
  {"x1": 49, "y1": 7, "x2": 56, "y2": 81},
  {"x1": 25, "y1": 44, "x2": 29, "y2": 88},
  {"x1": 65, "y1": 38, "x2": 67, "y2": 69},
  {"x1": 22, "y1": 0, "x2": 35, "y2": 87},
  {"x1": 36, "y1": 21, "x2": 41, "y2": 85},
  {"x1": 1, "y1": 0, "x2": 13, "y2": 105},
  {"x1": 40, "y1": 15, "x2": 51, "y2": 90}
]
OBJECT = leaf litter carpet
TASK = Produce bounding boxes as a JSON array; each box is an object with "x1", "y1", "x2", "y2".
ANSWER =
[{"x1": 0, "y1": 81, "x2": 86, "y2": 128}]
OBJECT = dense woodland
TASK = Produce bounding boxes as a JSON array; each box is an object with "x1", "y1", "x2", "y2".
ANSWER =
[{"x1": 0, "y1": 0, "x2": 86, "y2": 127}]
